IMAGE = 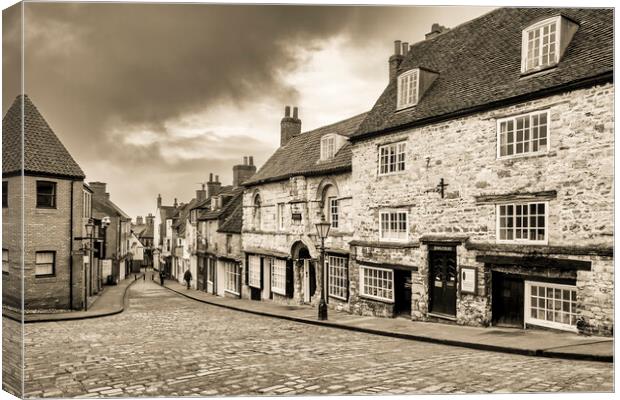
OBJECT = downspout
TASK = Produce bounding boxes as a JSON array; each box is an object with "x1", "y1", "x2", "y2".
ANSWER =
[
  {"x1": 69, "y1": 180, "x2": 74, "y2": 309},
  {"x1": 118, "y1": 218, "x2": 122, "y2": 280}
]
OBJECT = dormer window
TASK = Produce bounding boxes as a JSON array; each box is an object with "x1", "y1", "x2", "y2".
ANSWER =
[
  {"x1": 397, "y1": 69, "x2": 419, "y2": 109},
  {"x1": 521, "y1": 15, "x2": 579, "y2": 74},
  {"x1": 320, "y1": 135, "x2": 336, "y2": 160}
]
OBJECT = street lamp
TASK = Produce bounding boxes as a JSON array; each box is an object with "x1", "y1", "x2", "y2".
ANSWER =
[
  {"x1": 74, "y1": 218, "x2": 95, "y2": 311},
  {"x1": 315, "y1": 213, "x2": 331, "y2": 320}
]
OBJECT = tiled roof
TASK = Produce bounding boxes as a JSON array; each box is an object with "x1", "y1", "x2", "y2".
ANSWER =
[
  {"x1": 243, "y1": 112, "x2": 368, "y2": 186},
  {"x1": 352, "y1": 8, "x2": 613, "y2": 140},
  {"x1": 92, "y1": 196, "x2": 130, "y2": 220},
  {"x1": 218, "y1": 197, "x2": 243, "y2": 234},
  {"x1": 198, "y1": 187, "x2": 243, "y2": 221},
  {"x1": 2, "y1": 95, "x2": 85, "y2": 179}
]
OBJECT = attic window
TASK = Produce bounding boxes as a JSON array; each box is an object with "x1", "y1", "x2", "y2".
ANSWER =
[
  {"x1": 521, "y1": 16, "x2": 579, "y2": 74},
  {"x1": 320, "y1": 134, "x2": 336, "y2": 160},
  {"x1": 397, "y1": 69, "x2": 419, "y2": 109}
]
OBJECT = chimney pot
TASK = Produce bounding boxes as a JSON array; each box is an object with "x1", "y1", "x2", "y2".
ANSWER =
[
  {"x1": 394, "y1": 40, "x2": 402, "y2": 56},
  {"x1": 209, "y1": 173, "x2": 213, "y2": 182},
  {"x1": 402, "y1": 42, "x2": 409, "y2": 55},
  {"x1": 285, "y1": 105, "x2": 291, "y2": 117},
  {"x1": 293, "y1": 107, "x2": 298, "y2": 119},
  {"x1": 215, "y1": 175, "x2": 219, "y2": 183},
  {"x1": 249, "y1": 156, "x2": 254, "y2": 166},
  {"x1": 243, "y1": 156, "x2": 248, "y2": 165}
]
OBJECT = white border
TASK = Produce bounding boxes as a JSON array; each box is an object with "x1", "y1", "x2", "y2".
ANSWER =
[
  {"x1": 521, "y1": 15, "x2": 562, "y2": 74},
  {"x1": 524, "y1": 280, "x2": 578, "y2": 333},
  {"x1": 496, "y1": 109, "x2": 551, "y2": 160},
  {"x1": 496, "y1": 201, "x2": 549, "y2": 245},
  {"x1": 379, "y1": 209, "x2": 409, "y2": 242},
  {"x1": 359, "y1": 265, "x2": 395, "y2": 303}
]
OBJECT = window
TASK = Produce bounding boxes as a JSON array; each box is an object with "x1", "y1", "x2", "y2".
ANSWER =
[
  {"x1": 397, "y1": 69, "x2": 419, "y2": 109},
  {"x1": 277, "y1": 203, "x2": 285, "y2": 231},
  {"x1": 522, "y1": 17, "x2": 560, "y2": 73},
  {"x1": 497, "y1": 202, "x2": 547, "y2": 244},
  {"x1": 248, "y1": 255, "x2": 261, "y2": 288},
  {"x1": 35, "y1": 251, "x2": 55, "y2": 276},
  {"x1": 224, "y1": 262, "x2": 241, "y2": 294},
  {"x1": 379, "y1": 141, "x2": 406, "y2": 175},
  {"x1": 36, "y1": 181, "x2": 56, "y2": 208},
  {"x1": 359, "y1": 265, "x2": 393, "y2": 302},
  {"x1": 253, "y1": 194, "x2": 262, "y2": 230},
  {"x1": 498, "y1": 111, "x2": 549, "y2": 158},
  {"x1": 525, "y1": 281, "x2": 577, "y2": 332},
  {"x1": 207, "y1": 258, "x2": 215, "y2": 284},
  {"x1": 270, "y1": 258, "x2": 287, "y2": 296},
  {"x1": 2, "y1": 249, "x2": 8, "y2": 274},
  {"x1": 379, "y1": 210, "x2": 408, "y2": 242},
  {"x1": 329, "y1": 197, "x2": 339, "y2": 229},
  {"x1": 2, "y1": 181, "x2": 7, "y2": 208},
  {"x1": 327, "y1": 255, "x2": 348, "y2": 300},
  {"x1": 226, "y1": 234, "x2": 233, "y2": 254},
  {"x1": 320, "y1": 135, "x2": 336, "y2": 160}
]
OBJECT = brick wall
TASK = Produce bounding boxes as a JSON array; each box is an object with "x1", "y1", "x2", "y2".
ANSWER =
[{"x1": 2, "y1": 175, "x2": 24, "y2": 309}]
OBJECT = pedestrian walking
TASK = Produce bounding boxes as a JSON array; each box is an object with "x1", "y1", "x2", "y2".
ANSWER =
[
  {"x1": 183, "y1": 268, "x2": 192, "y2": 290},
  {"x1": 159, "y1": 270, "x2": 165, "y2": 286}
]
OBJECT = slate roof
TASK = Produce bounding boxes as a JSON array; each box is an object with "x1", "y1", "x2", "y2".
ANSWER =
[
  {"x1": 92, "y1": 196, "x2": 130, "y2": 221},
  {"x1": 243, "y1": 112, "x2": 368, "y2": 186},
  {"x1": 352, "y1": 8, "x2": 613, "y2": 141},
  {"x1": 2, "y1": 95, "x2": 86, "y2": 179},
  {"x1": 218, "y1": 196, "x2": 243, "y2": 234},
  {"x1": 198, "y1": 187, "x2": 243, "y2": 220}
]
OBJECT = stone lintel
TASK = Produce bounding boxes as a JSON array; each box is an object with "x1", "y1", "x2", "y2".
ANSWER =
[
  {"x1": 356, "y1": 259, "x2": 418, "y2": 272},
  {"x1": 349, "y1": 240, "x2": 420, "y2": 249},
  {"x1": 466, "y1": 241, "x2": 613, "y2": 257},
  {"x1": 474, "y1": 190, "x2": 557, "y2": 205},
  {"x1": 243, "y1": 247, "x2": 290, "y2": 259},
  {"x1": 419, "y1": 234, "x2": 470, "y2": 245},
  {"x1": 476, "y1": 254, "x2": 591, "y2": 271}
]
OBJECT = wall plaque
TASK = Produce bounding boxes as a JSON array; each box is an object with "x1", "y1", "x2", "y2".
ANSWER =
[{"x1": 460, "y1": 266, "x2": 477, "y2": 294}]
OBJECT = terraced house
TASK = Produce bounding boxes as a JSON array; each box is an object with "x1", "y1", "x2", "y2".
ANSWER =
[
  {"x1": 346, "y1": 8, "x2": 613, "y2": 335},
  {"x1": 242, "y1": 107, "x2": 367, "y2": 309}
]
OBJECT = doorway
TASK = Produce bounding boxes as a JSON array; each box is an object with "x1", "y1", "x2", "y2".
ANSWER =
[
  {"x1": 428, "y1": 248, "x2": 457, "y2": 316},
  {"x1": 302, "y1": 259, "x2": 316, "y2": 303},
  {"x1": 394, "y1": 269, "x2": 412, "y2": 317},
  {"x1": 492, "y1": 272, "x2": 524, "y2": 327}
]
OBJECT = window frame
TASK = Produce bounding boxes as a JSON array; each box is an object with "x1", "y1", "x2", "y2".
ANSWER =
[
  {"x1": 2, "y1": 249, "x2": 8, "y2": 274},
  {"x1": 224, "y1": 262, "x2": 241, "y2": 295},
  {"x1": 359, "y1": 265, "x2": 394, "y2": 303},
  {"x1": 328, "y1": 197, "x2": 339, "y2": 229},
  {"x1": 379, "y1": 209, "x2": 409, "y2": 242},
  {"x1": 378, "y1": 141, "x2": 406, "y2": 176},
  {"x1": 521, "y1": 16, "x2": 562, "y2": 74},
  {"x1": 396, "y1": 69, "x2": 420, "y2": 110},
  {"x1": 320, "y1": 134, "x2": 336, "y2": 161},
  {"x1": 270, "y1": 258, "x2": 287, "y2": 296},
  {"x1": 36, "y1": 181, "x2": 57, "y2": 209},
  {"x1": 248, "y1": 255, "x2": 262, "y2": 289},
  {"x1": 524, "y1": 280, "x2": 578, "y2": 332},
  {"x1": 496, "y1": 110, "x2": 550, "y2": 159},
  {"x1": 2, "y1": 181, "x2": 7, "y2": 208},
  {"x1": 327, "y1": 255, "x2": 348, "y2": 301},
  {"x1": 277, "y1": 203, "x2": 286, "y2": 231},
  {"x1": 496, "y1": 201, "x2": 549, "y2": 245},
  {"x1": 35, "y1": 251, "x2": 56, "y2": 277}
]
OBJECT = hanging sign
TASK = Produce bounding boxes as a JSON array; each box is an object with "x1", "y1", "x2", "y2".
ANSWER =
[{"x1": 460, "y1": 266, "x2": 477, "y2": 294}]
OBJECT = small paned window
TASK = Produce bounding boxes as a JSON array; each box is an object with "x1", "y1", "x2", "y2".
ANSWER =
[
  {"x1": 320, "y1": 135, "x2": 336, "y2": 160},
  {"x1": 359, "y1": 265, "x2": 394, "y2": 302},
  {"x1": 327, "y1": 255, "x2": 348, "y2": 300},
  {"x1": 225, "y1": 262, "x2": 240, "y2": 294},
  {"x1": 525, "y1": 281, "x2": 577, "y2": 331},
  {"x1": 379, "y1": 141, "x2": 406, "y2": 175},
  {"x1": 277, "y1": 203, "x2": 286, "y2": 231},
  {"x1": 522, "y1": 17, "x2": 560, "y2": 73},
  {"x1": 270, "y1": 258, "x2": 287, "y2": 296},
  {"x1": 397, "y1": 69, "x2": 419, "y2": 109},
  {"x1": 329, "y1": 197, "x2": 339, "y2": 229},
  {"x1": 248, "y1": 255, "x2": 262, "y2": 288},
  {"x1": 379, "y1": 210, "x2": 408, "y2": 241},
  {"x1": 497, "y1": 202, "x2": 547, "y2": 244},
  {"x1": 35, "y1": 251, "x2": 55, "y2": 276},
  {"x1": 36, "y1": 181, "x2": 56, "y2": 208},
  {"x1": 498, "y1": 111, "x2": 549, "y2": 158}
]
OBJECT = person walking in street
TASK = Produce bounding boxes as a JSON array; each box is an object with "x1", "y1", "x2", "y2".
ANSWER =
[
  {"x1": 159, "y1": 269, "x2": 165, "y2": 286},
  {"x1": 183, "y1": 268, "x2": 192, "y2": 290}
]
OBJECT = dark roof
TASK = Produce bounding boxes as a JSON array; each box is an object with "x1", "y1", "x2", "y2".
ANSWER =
[
  {"x1": 218, "y1": 197, "x2": 243, "y2": 234},
  {"x1": 198, "y1": 187, "x2": 243, "y2": 221},
  {"x1": 243, "y1": 112, "x2": 368, "y2": 186},
  {"x1": 173, "y1": 199, "x2": 200, "y2": 235},
  {"x1": 92, "y1": 196, "x2": 130, "y2": 220},
  {"x1": 159, "y1": 205, "x2": 179, "y2": 221},
  {"x1": 352, "y1": 8, "x2": 613, "y2": 141},
  {"x1": 2, "y1": 95, "x2": 86, "y2": 179}
]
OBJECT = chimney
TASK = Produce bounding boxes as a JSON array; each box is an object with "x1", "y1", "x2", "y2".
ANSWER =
[
  {"x1": 136, "y1": 216, "x2": 144, "y2": 225},
  {"x1": 146, "y1": 213, "x2": 154, "y2": 226},
  {"x1": 425, "y1": 23, "x2": 450, "y2": 40},
  {"x1": 280, "y1": 105, "x2": 301, "y2": 147},
  {"x1": 206, "y1": 173, "x2": 222, "y2": 198},
  {"x1": 233, "y1": 155, "x2": 257, "y2": 187},
  {"x1": 89, "y1": 182, "x2": 107, "y2": 198},
  {"x1": 196, "y1": 183, "x2": 207, "y2": 202},
  {"x1": 389, "y1": 40, "x2": 405, "y2": 81},
  {"x1": 173, "y1": 198, "x2": 178, "y2": 208},
  {"x1": 157, "y1": 194, "x2": 162, "y2": 208}
]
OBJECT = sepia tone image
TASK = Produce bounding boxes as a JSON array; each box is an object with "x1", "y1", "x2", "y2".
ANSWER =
[{"x1": 1, "y1": 1, "x2": 614, "y2": 398}]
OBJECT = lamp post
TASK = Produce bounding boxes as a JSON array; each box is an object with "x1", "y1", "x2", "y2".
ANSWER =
[
  {"x1": 315, "y1": 213, "x2": 331, "y2": 320},
  {"x1": 74, "y1": 219, "x2": 95, "y2": 311}
]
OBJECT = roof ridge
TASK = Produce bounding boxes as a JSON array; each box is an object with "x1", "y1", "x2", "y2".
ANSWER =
[{"x1": 287, "y1": 111, "x2": 370, "y2": 142}]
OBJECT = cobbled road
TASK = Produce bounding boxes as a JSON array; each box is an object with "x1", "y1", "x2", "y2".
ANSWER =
[{"x1": 5, "y1": 278, "x2": 613, "y2": 397}]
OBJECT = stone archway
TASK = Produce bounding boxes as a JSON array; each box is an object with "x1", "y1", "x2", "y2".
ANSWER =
[{"x1": 290, "y1": 240, "x2": 317, "y2": 304}]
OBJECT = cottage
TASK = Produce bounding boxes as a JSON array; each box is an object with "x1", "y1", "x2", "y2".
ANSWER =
[{"x1": 347, "y1": 8, "x2": 613, "y2": 335}]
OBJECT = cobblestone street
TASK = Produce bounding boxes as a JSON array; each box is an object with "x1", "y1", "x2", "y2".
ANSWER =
[{"x1": 10, "y1": 279, "x2": 613, "y2": 397}]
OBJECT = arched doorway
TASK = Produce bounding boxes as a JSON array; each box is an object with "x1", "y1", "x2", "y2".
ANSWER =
[{"x1": 292, "y1": 242, "x2": 316, "y2": 304}]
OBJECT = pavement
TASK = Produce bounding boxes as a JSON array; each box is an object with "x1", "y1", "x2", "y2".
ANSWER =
[
  {"x1": 12, "y1": 279, "x2": 612, "y2": 397},
  {"x1": 163, "y1": 279, "x2": 613, "y2": 363},
  {"x1": 2, "y1": 272, "x2": 144, "y2": 323}
]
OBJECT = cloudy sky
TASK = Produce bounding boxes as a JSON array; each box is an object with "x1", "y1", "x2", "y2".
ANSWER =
[{"x1": 3, "y1": 2, "x2": 494, "y2": 219}]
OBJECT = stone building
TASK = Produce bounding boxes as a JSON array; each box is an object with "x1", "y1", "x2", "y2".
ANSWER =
[
  {"x1": 241, "y1": 107, "x2": 367, "y2": 309},
  {"x1": 346, "y1": 8, "x2": 613, "y2": 335},
  {"x1": 2, "y1": 94, "x2": 88, "y2": 310},
  {"x1": 153, "y1": 194, "x2": 179, "y2": 277}
]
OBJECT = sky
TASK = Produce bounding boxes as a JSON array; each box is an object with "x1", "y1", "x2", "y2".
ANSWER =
[{"x1": 2, "y1": 2, "x2": 494, "y2": 219}]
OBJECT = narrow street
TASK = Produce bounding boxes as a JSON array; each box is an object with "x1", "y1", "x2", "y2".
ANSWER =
[{"x1": 8, "y1": 278, "x2": 613, "y2": 397}]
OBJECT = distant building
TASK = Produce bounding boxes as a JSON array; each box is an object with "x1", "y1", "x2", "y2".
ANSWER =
[{"x1": 2, "y1": 95, "x2": 89, "y2": 310}]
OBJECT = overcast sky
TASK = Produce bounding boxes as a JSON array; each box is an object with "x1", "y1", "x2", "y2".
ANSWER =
[{"x1": 3, "y1": 2, "x2": 494, "y2": 219}]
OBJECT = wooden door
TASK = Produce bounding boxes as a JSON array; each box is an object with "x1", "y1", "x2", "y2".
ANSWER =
[
  {"x1": 394, "y1": 269, "x2": 412, "y2": 316},
  {"x1": 492, "y1": 272, "x2": 524, "y2": 327},
  {"x1": 429, "y1": 249, "x2": 457, "y2": 316}
]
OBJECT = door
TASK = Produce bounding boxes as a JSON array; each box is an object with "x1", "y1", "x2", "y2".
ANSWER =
[
  {"x1": 262, "y1": 257, "x2": 271, "y2": 300},
  {"x1": 492, "y1": 272, "x2": 524, "y2": 327},
  {"x1": 303, "y1": 260, "x2": 317, "y2": 303},
  {"x1": 394, "y1": 269, "x2": 412, "y2": 316},
  {"x1": 429, "y1": 248, "x2": 457, "y2": 316}
]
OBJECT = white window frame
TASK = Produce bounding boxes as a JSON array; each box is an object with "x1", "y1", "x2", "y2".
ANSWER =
[
  {"x1": 248, "y1": 255, "x2": 261, "y2": 288},
  {"x1": 270, "y1": 258, "x2": 287, "y2": 296},
  {"x1": 277, "y1": 203, "x2": 286, "y2": 231},
  {"x1": 396, "y1": 69, "x2": 420, "y2": 109},
  {"x1": 379, "y1": 210, "x2": 409, "y2": 242},
  {"x1": 224, "y1": 262, "x2": 240, "y2": 295},
  {"x1": 320, "y1": 134, "x2": 336, "y2": 160},
  {"x1": 378, "y1": 141, "x2": 406, "y2": 176},
  {"x1": 524, "y1": 280, "x2": 577, "y2": 332},
  {"x1": 2, "y1": 249, "x2": 8, "y2": 274},
  {"x1": 496, "y1": 110, "x2": 550, "y2": 159},
  {"x1": 327, "y1": 255, "x2": 348, "y2": 300},
  {"x1": 521, "y1": 16, "x2": 561, "y2": 74},
  {"x1": 359, "y1": 265, "x2": 394, "y2": 303},
  {"x1": 329, "y1": 197, "x2": 339, "y2": 229},
  {"x1": 35, "y1": 251, "x2": 55, "y2": 277},
  {"x1": 496, "y1": 202, "x2": 549, "y2": 245}
]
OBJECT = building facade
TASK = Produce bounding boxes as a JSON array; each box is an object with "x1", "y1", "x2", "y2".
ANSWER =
[{"x1": 346, "y1": 8, "x2": 613, "y2": 335}]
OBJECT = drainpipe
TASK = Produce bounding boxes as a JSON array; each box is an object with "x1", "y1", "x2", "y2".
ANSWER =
[{"x1": 69, "y1": 181, "x2": 74, "y2": 309}]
